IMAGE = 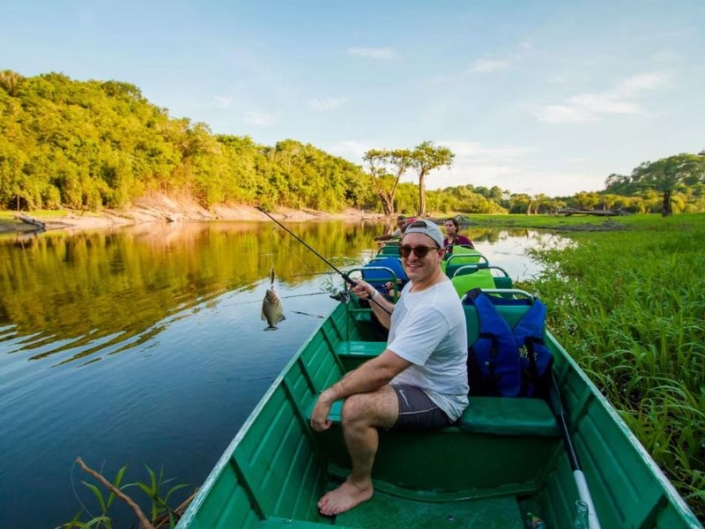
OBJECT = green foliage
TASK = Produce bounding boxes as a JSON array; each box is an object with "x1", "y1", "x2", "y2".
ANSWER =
[
  {"x1": 0, "y1": 71, "x2": 372, "y2": 213},
  {"x1": 410, "y1": 141, "x2": 454, "y2": 216},
  {"x1": 125, "y1": 465, "x2": 191, "y2": 524},
  {"x1": 602, "y1": 154, "x2": 705, "y2": 216},
  {"x1": 58, "y1": 463, "x2": 190, "y2": 529},
  {"x1": 363, "y1": 148, "x2": 414, "y2": 215},
  {"x1": 526, "y1": 214, "x2": 705, "y2": 519}
]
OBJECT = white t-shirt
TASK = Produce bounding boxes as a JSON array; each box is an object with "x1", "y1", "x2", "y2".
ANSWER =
[{"x1": 387, "y1": 279, "x2": 469, "y2": 420}]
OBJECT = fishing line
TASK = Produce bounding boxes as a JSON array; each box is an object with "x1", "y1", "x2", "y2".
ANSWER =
[
  {"x1": 269, "y1": 223, "x2": 319, "y2": 279},
  {"x1": 229, "y1": 292, "x2": 331, "y2": 306},
  {"x1": 257, "y1": 208, "x2": 392, "y2": 315},
  {"x1": 292, "y1": 310, "x2": 326, "y2": 319},
  {"x1": 69, "y1": 458, "x2": 107, "y2": 521}
]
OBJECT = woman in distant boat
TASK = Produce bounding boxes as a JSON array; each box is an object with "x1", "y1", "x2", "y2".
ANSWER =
[{"x1": 443, "y1": 218, "x2": 473, "y2": 249}]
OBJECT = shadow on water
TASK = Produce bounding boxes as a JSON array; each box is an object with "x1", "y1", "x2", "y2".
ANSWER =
[{"x1": 0, "y1": 221, "x2": 566, "y2": 529}]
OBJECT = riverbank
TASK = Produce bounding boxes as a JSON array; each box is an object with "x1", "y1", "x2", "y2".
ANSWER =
[{"x1": 0, "y1": 196, "x2": 388, "y2": 235}]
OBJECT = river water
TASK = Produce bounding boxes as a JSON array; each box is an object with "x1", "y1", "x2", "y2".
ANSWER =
[{"x1": 0, "y1": 221, "x2": 559, "y2": 528}]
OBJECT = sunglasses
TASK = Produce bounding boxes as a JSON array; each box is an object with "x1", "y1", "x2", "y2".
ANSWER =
[{"x1": 399, "y1": 245, "x2": 440, "y2": 258}]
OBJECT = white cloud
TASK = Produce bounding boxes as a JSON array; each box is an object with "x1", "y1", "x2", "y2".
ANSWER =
[
  {"x1": 533, "y1": 71, "x2": 669, "y2": 123},
  {"x1": 430, "y1": 141, "x2": 598, "y2": 195},
  {"x1": 348, "y1": 47, "x2": 397, "y2": 60},
  {"x1": 243, "y1": 109, "x2": 275, "y2": 126},
  {"x1": 307, "y1": 97, "x2": 348, "y2": 111},
  {"x1": 426, "y1": 141, "x2": 537, "y2": 190},
  {"x1": 615, "y1": 72, "x2": 669, "y2": 93},
  {"x1": 438, "y1": 141, "x2": 536, "y2": 160},
  {"x1": 432, "y1": 164, "x2": 599, "y2": 196},
  {"x1": 533, "y1": 104, "x2": 602, "y2": 123},
  {"x1": 326, "y1": 140, "x2": 375, "y2": 159},
  {"x1": 567, "y1": 94, "x2": 639, "y2": 114},
  {"x1": 214, "y1": 95, "x2": 232, "y2": 108},
  {"x1": 471, "y1": 59, "x2": 510, "y2": 73}
]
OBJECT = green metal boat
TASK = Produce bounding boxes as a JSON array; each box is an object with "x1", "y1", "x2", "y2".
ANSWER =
[{"x1": 176, "y1": 286, "x2": 702, "y2": 529}]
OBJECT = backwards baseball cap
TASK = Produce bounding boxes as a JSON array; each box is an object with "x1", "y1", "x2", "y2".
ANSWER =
[{"x1": 403, "y1": 220, "x2": 444, "y2": 248}]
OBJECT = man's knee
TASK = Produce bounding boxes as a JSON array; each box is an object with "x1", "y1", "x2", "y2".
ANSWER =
[
  {"x1": 341, "y1": 387, "x2": 397, "y2": 427},
  {"x1": 341, "y1": 393, "x2": 370, "y2": 425}
]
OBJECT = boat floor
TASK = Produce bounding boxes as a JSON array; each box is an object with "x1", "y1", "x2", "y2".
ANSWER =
[{"x1": 333, "y1": 489, "x2": 524, "y2": 529}]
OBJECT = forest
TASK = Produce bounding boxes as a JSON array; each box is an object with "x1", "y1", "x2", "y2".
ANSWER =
[{"x1": 1, "y1": 70, "x2": 704, "y2": 217}]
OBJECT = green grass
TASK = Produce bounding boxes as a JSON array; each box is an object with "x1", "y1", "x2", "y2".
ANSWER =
[
  {"x1": 451, "y1": 211, "x2": 705, "y2": 231},
  {"x1": 0, "y1": 209, "x2": 71, "y2": 219},
  {"x1": 523, "y1": 213, "x2": 705, "y2": 520}
]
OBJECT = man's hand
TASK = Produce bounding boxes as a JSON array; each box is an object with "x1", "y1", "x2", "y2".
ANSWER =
[
  {"x1": 310, "y1": 391, "x2": 335, "y2": 432},
  {"x1": 351, "y1": 279, "x2": 375, "y2": 300}
]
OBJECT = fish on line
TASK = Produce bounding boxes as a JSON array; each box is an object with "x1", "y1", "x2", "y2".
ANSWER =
[{"x1": 262, "y1": 268, "x2": 286, "y2": 330}]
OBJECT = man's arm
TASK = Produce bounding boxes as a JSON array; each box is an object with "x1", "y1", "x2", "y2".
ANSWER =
[
  {"x1": 374, "y1": 227, "x2": 402, "y2": 242},
  {"x1": 310, "y1": 350, "x2": 411, "y2": 431}
]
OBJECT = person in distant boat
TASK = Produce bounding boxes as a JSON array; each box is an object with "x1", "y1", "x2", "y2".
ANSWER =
[
  {"x1": 443, "y1": 218, "x2": 473, "y2": 249},
  {"x1": 374, "y1": 215, "x2": 414, "y2": 242},
  {"x1": 310, "y1": 220, "x2": 468, "y2": 516}
]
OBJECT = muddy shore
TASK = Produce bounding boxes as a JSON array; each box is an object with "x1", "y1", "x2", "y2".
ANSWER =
[{"x1": 0, "y1": 197, "x2": 389, "y2": 235}]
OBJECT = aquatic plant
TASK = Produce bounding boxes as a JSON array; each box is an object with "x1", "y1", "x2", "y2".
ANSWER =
[
  {"x1": 527, "y1": 214, "x2": 705, "y2": 519},
  {"x1": 57, "y1": 458, "x2": 193, "y2": 529}
]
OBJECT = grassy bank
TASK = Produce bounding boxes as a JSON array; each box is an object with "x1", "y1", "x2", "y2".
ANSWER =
[{"x1": 520, "y1": 213, "x2": 705, "y2": 520}]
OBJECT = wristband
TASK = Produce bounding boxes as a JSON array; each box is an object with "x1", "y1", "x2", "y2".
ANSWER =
[{"x1": 370, "y1": 290, "x2": 379, "y2": 301}]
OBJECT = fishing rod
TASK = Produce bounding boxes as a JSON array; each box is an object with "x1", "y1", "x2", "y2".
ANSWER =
[
  {"x1": 257, "y1": 207, "x2": 392, "y2": 315},
  {"x1": 550, "y1": 373, "x2": 601, "y2": 529}
]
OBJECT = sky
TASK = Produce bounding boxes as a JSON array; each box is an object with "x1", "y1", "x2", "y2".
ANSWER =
[{"x1": 2, "y1": 0, "x2": 704, "y2": 197}]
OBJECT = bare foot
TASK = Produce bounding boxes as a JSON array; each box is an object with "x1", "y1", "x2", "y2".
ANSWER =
[{"x1": 317, "y1": 477, "x2": 373, "y2": 516}]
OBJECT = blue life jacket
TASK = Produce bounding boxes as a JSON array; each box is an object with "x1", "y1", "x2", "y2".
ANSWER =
[{"x1": 465, "y1": 289, "x2": 553, "y2": 398}]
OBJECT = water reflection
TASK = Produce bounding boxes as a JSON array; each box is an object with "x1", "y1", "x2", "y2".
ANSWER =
[
  {"x1": 0, "y1": 222, "x2": 377, "y2": 366},
  {"x1": 0, "y1": 223, "x2": 565, "y2": 367}
]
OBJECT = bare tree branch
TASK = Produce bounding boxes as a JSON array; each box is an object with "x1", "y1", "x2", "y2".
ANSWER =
[{"x1": 76, "y1": 457, "x2": 155, "y2": 529}]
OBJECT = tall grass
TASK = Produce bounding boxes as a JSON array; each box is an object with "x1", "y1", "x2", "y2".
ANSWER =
[{"x1": 526, "y1": 215, "x2": 705, "y2": 519}]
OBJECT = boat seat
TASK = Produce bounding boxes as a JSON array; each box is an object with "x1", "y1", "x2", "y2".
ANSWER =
[
  {"x1": 451, "y1": 269, "x2": 496, "y2": 297},
  {"x1": 361, "y1": 257, "x2": 408, "y2": 294},
  {"x1": 376, "y1": 243, "x2": 401, "y2": 256},
  {"x1": 307, "y1": 395, "x2": 559, "y2": 438},
  {"x1": 458, "y1": 396, "x2": 560, "y2": 437},
  {"x1": 336, "y1": 341, "x2": 387, "y2": 357}
]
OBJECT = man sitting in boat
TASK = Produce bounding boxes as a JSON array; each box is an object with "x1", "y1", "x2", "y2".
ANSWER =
[
  {"x1": 443, "y1": 217, "x2": 474, "y2": 250},
  {"x1": 310, "y1": 220, "x2": 469, "y2": 516},
  {"x1": 374, "y1": 215, "x2": 415, "y2": 243}
]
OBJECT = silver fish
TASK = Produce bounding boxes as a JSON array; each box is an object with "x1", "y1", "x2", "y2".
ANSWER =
[{"x1": 262, "y1": 270, "x2": 285, "y2": 330}]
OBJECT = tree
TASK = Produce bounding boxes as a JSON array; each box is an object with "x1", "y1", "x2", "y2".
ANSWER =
[
  {"x1": 0, "y1": 70, "x2": 24, "y2": 97},
  {"x1": 363, "y1": 148, "x2": 413, "y2": 215},
  {"x1": 604, "y1": 173, "x2": 633, "y2": 195},
  {"x1": 630, "y1": 154, "x2": 705, "y2": 217},
  {"x1": 410, "y1": 141, "x2": 454, "y2": 216},
  {"x1": 571, "y1": 191, "x2": 601, "y2": 211}
]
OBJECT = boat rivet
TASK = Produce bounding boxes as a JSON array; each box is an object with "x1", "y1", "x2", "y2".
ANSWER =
[{"x1": 446, "y1": 514, "x2": 455, "y2": 522}]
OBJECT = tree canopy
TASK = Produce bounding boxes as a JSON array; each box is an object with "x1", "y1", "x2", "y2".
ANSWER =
[
  {"x1": 0, "y1": 71, "x2": 375, "y2": 212},
  {"x1": 410, "y1": 141, "x2": 455, "y2": 217}
]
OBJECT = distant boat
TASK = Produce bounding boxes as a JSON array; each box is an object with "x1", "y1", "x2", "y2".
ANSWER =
[{"x1": 176, "y1": 254, "x2": 701, "y2": 529}]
